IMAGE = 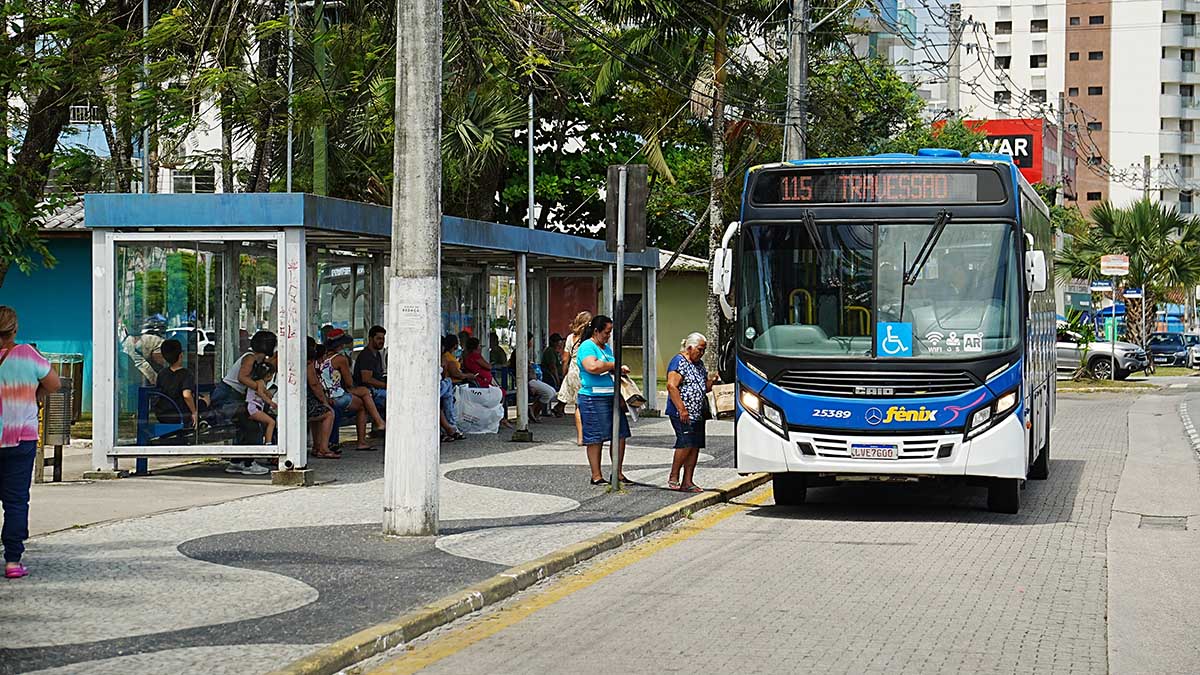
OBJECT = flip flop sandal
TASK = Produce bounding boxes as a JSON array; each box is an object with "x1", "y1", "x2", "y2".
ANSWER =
[
  {"x1": 441, "y1": 434, "x2": 457, "y2": 443},
  {"x1": 668, "y1": 480, "x2": 682, "y2": 490},
  {"x1": 681, "y1": 484, "x2": 704, "y2": 493},
  {"x1": 354, "y1": 445, "x2": 378, "y2": 451},
  {"x1": 590, "y1": 477, "x2": 608, "y2": 485}
]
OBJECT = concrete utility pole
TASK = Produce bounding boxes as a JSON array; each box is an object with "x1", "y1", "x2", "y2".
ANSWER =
[
  {"x1": 1144, "y1": 154, "x2": 1152, "y2": 200},
  {"x1": 785, "y1": 0, "x2": 858, "y2": 160},
  {"x1": 947, "y1": 3, "x2": 962, "y2": 115},
  {"x1": 383, "y1": 0, "x2": 442, "y2": 537},
  {"x1": 785, "y1": 0, "x2": 808, "y2": 159},
  {"x1": 1056, "y1": 92, "x2": 1066, "y2": 206}
]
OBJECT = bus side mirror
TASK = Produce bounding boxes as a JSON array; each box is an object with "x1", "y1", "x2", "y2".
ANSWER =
[
  {"x1": 712, "y1": 248, "x2": 730, "y2": 297},
  {"x1": 1026, "y1": 250, "x2": 1048, "y2": 293},
  {"x1": 713, "y1": 221, "x2": 738, "y2": 320}
]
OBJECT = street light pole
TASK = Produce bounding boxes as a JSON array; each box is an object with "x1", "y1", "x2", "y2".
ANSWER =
[
  {"x1": 142, "y1": 0, "x2": 150, "y2": 194},
  {"x1": 383, "y1": 0, "x2": 442, "y2": 536},
  {"x1": 287, "y1": 0, "x2": 294, "y2": 192}
]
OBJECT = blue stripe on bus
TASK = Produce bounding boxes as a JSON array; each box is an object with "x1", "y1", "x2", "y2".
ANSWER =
[{"x1": 737, "y1": 358, "x2": 1024, "y2": 432}]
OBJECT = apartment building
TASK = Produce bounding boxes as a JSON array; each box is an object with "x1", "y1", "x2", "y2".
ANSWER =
[
  {"x1": 850, "y1": 0, "x2": 949, "y2": 119},
  {"x1": 959, "y1": 0, "x2": 1199, "y2": 211}
]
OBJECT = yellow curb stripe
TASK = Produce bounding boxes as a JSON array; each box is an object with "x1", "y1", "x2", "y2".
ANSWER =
[{"x1": 365, "y1": 487, "x2": 774, "y2": 675}]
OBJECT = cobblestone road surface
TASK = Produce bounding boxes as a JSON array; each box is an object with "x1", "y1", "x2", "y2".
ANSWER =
[{"x1": 405, "y1": 394, "x2": 1132, "y2": 675}]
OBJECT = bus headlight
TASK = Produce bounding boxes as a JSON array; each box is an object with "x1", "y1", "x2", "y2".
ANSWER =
[
  {"x1": 741, "y1": 389, "x2": 761, "y2": 415},
  {"x1": 966, "y1": 388, "x2": 1020, "y2": 439},
  {"x1": 739, "y1": 387, "x2": 788, "y2": 439}
]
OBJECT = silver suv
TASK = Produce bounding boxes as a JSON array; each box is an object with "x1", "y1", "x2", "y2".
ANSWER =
[{"x1": 1055, "y1": 325, "x2": 1148, "y2": 380}]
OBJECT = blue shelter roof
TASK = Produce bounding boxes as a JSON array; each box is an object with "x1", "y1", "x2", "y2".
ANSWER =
[{"x1": 83, "y1": 193, "x2": 660, "y2": 269}]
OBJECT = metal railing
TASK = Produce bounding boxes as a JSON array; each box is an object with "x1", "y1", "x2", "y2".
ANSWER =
[
  {"x1": 1186, "y1": 24, "x2": 1197, "y2": 37},
  {"x1": 1184, "y1": 60, "x2": 1197, "y2": 72}
]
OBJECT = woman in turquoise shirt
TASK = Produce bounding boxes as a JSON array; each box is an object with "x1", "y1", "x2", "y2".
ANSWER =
[{"x1": 577, "y1": 315, "x2": 632, "y2": 485}]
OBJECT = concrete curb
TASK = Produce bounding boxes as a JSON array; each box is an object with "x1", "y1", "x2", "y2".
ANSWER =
[{"x1": 267, "y1": 472, "x2": 772, "y2": 675}]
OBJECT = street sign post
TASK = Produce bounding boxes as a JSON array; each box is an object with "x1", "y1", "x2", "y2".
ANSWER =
[{"x1": 1100, "y1": 254, "x2": 1129, "y2": 277}]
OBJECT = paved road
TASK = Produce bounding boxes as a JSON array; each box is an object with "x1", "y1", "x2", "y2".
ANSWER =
[
  {"x1": 365, "y1": 392, "x2": 1200, "y2": 675},
  {"x1": 0, "y1": 414, "x2": 742, "y2": 675}
]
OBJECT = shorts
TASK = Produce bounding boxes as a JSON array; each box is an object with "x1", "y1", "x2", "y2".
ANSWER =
[
  {"x1": 578, "y1": 393, "x2": 631, "y2": 445},
  {"x1": 669, "y1": 415, "x2": 706, "y2": 449},
  {"x1": 330, "y1": 392, "x2": 353, "y2": 411},
  {"x1": 247, "y1": 399, "x2": 265, "y2": 416}
]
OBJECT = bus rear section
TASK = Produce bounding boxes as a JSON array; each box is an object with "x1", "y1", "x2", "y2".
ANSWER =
[{"x1": 712, "y1": 152, "x2": 1055, "y2": 513}]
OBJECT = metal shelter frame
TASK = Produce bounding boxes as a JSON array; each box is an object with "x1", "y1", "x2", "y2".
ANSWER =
[{"x1": 86, "y1": 193, "x2": 660, "y2": 473}]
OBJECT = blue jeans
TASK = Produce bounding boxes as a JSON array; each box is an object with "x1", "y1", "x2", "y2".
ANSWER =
[
  {"x1": 369, "y1": 388, "x2": 386, "y2": 417},
  {"x1": 1, "y1": 441, "x2": 37, "y2": 564},
  {"x1": 440, "y1": 378, "x2": 457, "y2": 428}
]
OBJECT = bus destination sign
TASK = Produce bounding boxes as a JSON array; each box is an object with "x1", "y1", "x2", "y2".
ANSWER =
[{"x1": 751, "y1": 167, "x2": 1004, "y2": 206}]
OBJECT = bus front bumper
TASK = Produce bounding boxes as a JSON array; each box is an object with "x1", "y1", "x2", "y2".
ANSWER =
[{"x1": 736, "y1": 412, "x2": 1027, "y2": 480}]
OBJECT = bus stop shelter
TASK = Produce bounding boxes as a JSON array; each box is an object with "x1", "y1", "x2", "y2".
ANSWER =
[{"x1": 85, "y1": 193, "x2": 660, "y2": 476}]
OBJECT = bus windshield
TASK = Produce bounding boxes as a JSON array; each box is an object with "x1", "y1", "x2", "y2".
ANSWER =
[{"x1": 739, "y1": 221, "x2": 1022, "y2": 359}]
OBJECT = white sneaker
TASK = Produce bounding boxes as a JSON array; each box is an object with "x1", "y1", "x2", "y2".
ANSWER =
[
  {"x1": 225, "y1": 462, "x2": 247, "y2": 474},
  {"x1": 241, "y1": 461, "x2": 271, "y2": 476}
]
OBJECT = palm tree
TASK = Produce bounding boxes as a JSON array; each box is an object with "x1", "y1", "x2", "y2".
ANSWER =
[{"x1": 1057, "y1": 199, "x2": 1200, "y2": 345}]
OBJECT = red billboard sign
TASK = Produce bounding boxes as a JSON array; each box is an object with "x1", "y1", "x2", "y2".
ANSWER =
[{"x1": 964, "y1": 118, "x2": 1078, "y2": 199}]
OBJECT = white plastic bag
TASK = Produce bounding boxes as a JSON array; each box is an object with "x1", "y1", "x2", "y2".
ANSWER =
[{"x1": 455, "y1": 385, "x2": 505, "y2": 434}]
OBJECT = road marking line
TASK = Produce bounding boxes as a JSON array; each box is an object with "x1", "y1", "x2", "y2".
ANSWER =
[
  {"x1": 1170, "y1": 383, "x2": 1188, "y2": 389},
  {"x1": 365, "y1": 488, "x2": 775, "y2": 675}
]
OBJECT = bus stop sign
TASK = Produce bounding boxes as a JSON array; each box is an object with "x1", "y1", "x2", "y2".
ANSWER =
[{"x1": 1100, "y1": 254, "x2": 1129, "y2": 276}]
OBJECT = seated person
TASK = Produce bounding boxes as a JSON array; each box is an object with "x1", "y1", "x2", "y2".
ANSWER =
[
  {"x1": 442, "y1": 334, "x2": 478, "y2": 385},
  {"x1": 321, "y1": 329, "x2": 386, "y2": 450},
  {"x1": 461, "y1": 337, "x2": 494, "y2": 387},
  {"x1": 540, "y1": 333, "x2": 565, "y2": 391},
  {"x1": 488, "y1": 331, "x2": 507, "y2": 367},
  {"x1": 154, "y1": 338, "x2": 206, "y2": 428},
  {"x1": 541, "y1": 333, "x2": 566, "y2": 417},
  {"x1": 246, "y1": 358, "x2": 278, "y2": 445},
  {"x1": 510, "y1": 333, "x2": 557, "y2": 422},
  {"x1": 354, "y1": 325, "x2": 387, "y2": 415}
]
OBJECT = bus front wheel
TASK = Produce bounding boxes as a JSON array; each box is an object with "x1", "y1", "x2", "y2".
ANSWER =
[
  {"x1": 987, "y1": 478, "x2": 1021, "y2": 514},
  {"x1": 772, "y1": 473, "x2": 807, "y2": 506}
]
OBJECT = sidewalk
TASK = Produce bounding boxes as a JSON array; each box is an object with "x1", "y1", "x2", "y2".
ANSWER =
[
  {"x1": 1107, "y1": 393, "x2": 1200, "y2": 674},
  {"x1": 0, "y1": 413, "x2": 740, "y2": 675}
]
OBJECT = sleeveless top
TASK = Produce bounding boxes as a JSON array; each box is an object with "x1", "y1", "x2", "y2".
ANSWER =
[
  {"x1": 319, "y1": 356, "x2": 347, "y2": 398},
  {"x1": 222, "y1": 352, "x2": 255, "y2": 394}
]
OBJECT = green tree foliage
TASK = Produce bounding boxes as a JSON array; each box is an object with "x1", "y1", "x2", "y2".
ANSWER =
[
  {"x1": 1033, "y1": 182, "x2": 1089, "y2": 237},
  {"x1": 879, "y1": 117, "x2": 988, "y2": 157},
  {"x1": 1057, "y1": 199, "x2": 1200, "y2": 344}
]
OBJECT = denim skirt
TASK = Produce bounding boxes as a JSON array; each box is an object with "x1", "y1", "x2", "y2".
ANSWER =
[
  {"x1": 669, "y1": 415, "x2": 706, "y2": 449},
  {"x1": 578, "y1": 393, "x2": 631, "y2": 445}
]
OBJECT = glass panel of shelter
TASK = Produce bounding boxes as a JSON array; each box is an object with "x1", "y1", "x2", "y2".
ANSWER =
[{"x1": 113, "y1": 239, "x2": 282, "y2": 448}]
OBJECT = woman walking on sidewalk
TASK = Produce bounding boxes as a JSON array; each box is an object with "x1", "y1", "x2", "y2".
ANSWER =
[
  {"x1": 0, "y1": 306, "x2": 61, "y2": 579},
  {"x1": 556, "y1": 311, "x2": 592, "y2": 445},
  {"x1": 577, "y1": 315, "x2": 631, "y2": 485},
  {"x1": 666, "y1": 333, "x2": 716, "y2": 493}
]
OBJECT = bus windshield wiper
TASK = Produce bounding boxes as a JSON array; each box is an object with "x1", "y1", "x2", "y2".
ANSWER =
[
  {"x1": 802, "y1": 209, "x2": 821, "y2": 250},
  {"x1": 899, "y1": 210, "x2": 951, "y2": 321},
  {"x1": 903, "y1": 210, "x2": 951, "y2": 285}
]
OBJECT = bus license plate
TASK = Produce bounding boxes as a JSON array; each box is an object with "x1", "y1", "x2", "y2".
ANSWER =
[{"x1": 850, "y1": 444, "x2": 898, "y2": 460}]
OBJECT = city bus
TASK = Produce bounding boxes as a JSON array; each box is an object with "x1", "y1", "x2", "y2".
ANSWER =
[{"x1": 711, "y1": 149, "x2": 1055, "y2": 513}]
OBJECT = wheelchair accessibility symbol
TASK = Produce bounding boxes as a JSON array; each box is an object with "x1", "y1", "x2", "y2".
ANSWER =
[{"x1": 876, "y1": 322, "x2": 913, "y2": 357}]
